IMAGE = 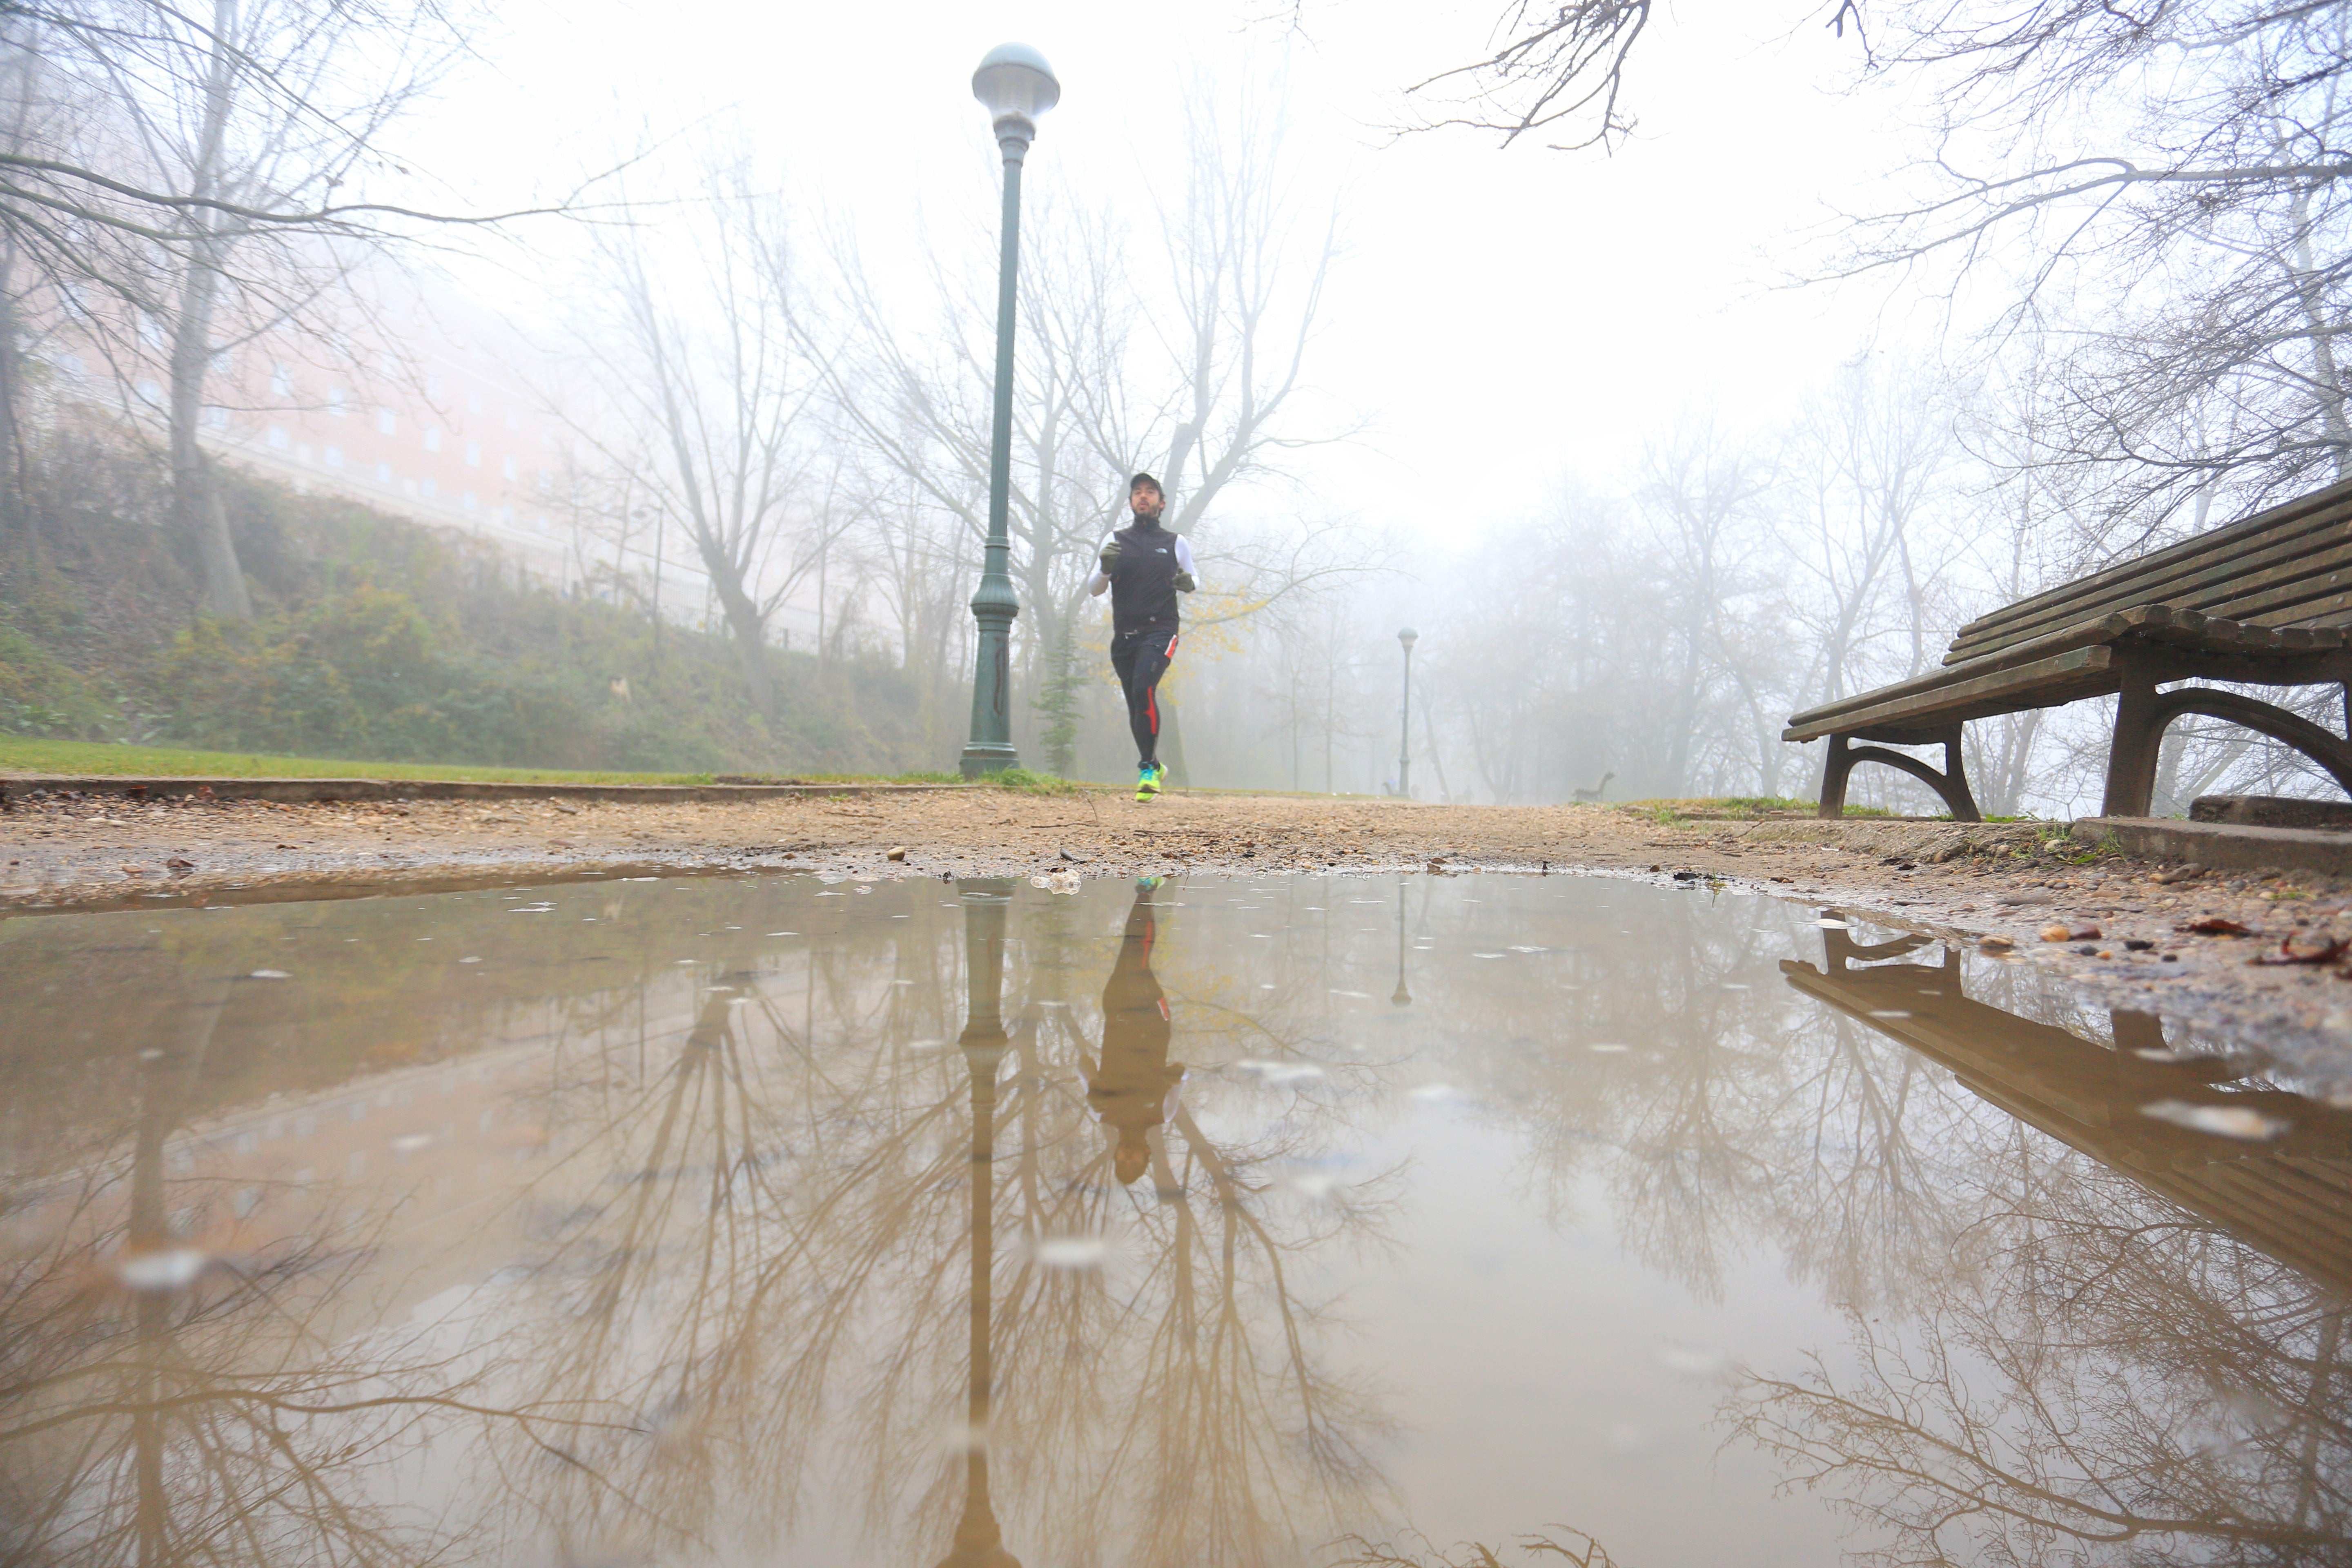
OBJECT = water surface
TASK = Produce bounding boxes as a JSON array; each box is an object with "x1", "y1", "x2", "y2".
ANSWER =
[{"x1": 2, "y1": 871, "x2": 2345, "y2": 1566}]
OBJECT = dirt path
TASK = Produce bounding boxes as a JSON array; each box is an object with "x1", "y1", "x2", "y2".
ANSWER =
[{"x1": 8, "y1": 784, "x2": 2352, "y2": 1091}]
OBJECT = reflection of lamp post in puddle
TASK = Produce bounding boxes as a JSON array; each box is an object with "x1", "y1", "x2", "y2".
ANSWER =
[
  {"x1": 937, "y1": 878, "x2": 1022, "y2": 1568},
  {"x1": 1390, "y1": 874, "x2": 1412, "y2": 1007}
]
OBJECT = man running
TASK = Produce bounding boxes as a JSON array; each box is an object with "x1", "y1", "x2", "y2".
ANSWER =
[{"x1": 1088, "y1": 472, "x2": 1197, "y2": 802}]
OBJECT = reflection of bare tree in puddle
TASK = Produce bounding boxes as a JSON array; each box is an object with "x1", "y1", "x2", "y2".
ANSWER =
[
  {"x1": 1484, "y1": 895, "x2": 1795, "y2": 1303},
  {"x1": 1730, "y1": 920, "x2": 2352, "y2": 1566},
  {"x1": 1332, "y1": 1528, "x2": 1619, "y2": 1567},
  {"x1": 936, "y1": 878, "x2": 1397, "y2": 1567},
  {"x1": 1411, "y1": 896, "x2": 2350, "y2": 1564},
  {"x1": 1725, "y1": 1222, "x2": 2349, "y2": 1565},
  {"x1": 450, "y1": 878, "x2": 1392, "y2": 1567},
  {"x1": 0, "y1": 976, "x2": 576, "y2": 1568}
]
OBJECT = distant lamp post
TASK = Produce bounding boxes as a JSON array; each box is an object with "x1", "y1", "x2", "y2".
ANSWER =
[
  {"x1": 1396, "y1": 628, "x2": 1419, "y2": 800},
  {"x1": 960, "y1": 43, "x2": 1061, "y2": 779},
  {"x1": 1391, "y1": 875, "x2": 1412, "y2": 1007}
]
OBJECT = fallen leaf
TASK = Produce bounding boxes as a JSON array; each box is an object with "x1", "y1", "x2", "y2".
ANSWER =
[{"x1": 2182, "y1": 918, "x2": 2254, "y2": 937}]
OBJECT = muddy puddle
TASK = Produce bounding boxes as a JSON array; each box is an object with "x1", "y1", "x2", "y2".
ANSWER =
[{"x1": 2, "y1": 871, "x2": 2347, "y2": 1566}]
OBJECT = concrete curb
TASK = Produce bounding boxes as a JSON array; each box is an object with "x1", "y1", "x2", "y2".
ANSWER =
[
  {"x1": 2071, "y1": 815, "x2": 2352, "y2": 875},
  {"x1": 0, "y1": 774, "x2": 980, "y2": 807}
]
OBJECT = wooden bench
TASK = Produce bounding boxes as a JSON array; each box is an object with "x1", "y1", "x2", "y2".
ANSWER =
[{"x1": 1784, "y1": 475, "x2": 2352, "y2": 820}]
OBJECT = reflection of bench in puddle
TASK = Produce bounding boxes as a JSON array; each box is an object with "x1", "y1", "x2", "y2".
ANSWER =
[{"x1": 1782, "y1": 919, "x2": 2352, "y2": 1296}]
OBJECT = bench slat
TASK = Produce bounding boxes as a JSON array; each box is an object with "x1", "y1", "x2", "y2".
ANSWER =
[
  {"x1": 1954, "y1": 530, "x2": 2352, "y2": 656},
  {"x1": 1948, "y1": 476, "x2": 2352, "y2": 651},
  {"x1": 1948, "y1": 508, "x2": 2352, "y2": 660},
  {"x1": 1784, "y1": 645, "x2": 2118, "y2": 744},
  {"x1": 1793, "y1": 603, "x2": 2348, "y2": 734},
  {"x1": 1792, "y1": 613, "x2": 2136, "y2": 732}
]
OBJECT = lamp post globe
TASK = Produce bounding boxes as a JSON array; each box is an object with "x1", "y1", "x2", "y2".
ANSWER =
[
  {"x1": 960, "y1": 44, "x2": 1060, "y2": 778},
  {"x1": 1396, "y1": 628, "x2": 1419, "y2": 800},
  {"x1": 972, "y1": 43, "x2": 1060, "y2": 143}
]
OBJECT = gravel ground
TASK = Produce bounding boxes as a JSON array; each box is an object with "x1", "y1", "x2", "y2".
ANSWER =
[{"x1": 9, "y1": 783, "x2": 2352, "y2": 1093}]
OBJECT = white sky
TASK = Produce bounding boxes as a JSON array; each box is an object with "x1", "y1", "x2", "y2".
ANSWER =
[{"x1": 396, "y1": 0, "x2": 1947, "y2": 550}]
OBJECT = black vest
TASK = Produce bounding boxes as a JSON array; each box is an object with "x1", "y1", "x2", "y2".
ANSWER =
[{"x1": 1107, "y1": 521, "x2": 1183, "y2": 634}]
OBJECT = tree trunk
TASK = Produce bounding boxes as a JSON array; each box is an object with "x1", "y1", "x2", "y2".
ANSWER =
[
  {"x1": 169, "y1": 0, "x2": 249, "y2": 620},
  {"x1": 707, "y1": 567, "x2": 773, "y2": 717}
]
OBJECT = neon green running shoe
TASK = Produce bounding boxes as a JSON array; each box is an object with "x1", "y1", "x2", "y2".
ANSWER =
[{"x1": 1135, "y1": 763, "x2": 1164, "y2": 802}]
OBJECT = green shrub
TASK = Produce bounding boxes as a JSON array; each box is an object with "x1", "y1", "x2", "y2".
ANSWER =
[{"x1": 0, "y1": 620, "x2": 117, "y2": 737}]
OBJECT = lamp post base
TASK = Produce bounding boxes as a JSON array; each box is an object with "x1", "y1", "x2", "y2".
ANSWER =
[{"x1": 959, "y1": 743, "x2": 1020, "y2": 779}]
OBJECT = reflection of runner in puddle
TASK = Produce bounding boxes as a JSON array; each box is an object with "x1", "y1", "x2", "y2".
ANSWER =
[{"x1": 1087, "y1": 878, "x2": 1186, "y2": 1185}]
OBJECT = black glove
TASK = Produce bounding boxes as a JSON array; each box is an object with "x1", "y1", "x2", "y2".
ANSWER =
[
  {"x1": 1098, "y1": 538, "x2": 1123, "y2": 572},
  {"x1": 1174, "y1": 570, "x2": 1196, "y2": 593}
]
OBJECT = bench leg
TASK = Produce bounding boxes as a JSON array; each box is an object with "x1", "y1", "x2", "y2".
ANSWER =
[
  {"x1": 1817, "y1": 727, "x2": 1982, "y2": 822},
  {"x1": 1938, "y1": 729, "x2": 1984, "y2": 821},
  {"x1": 1816, "y1": 734, "x2": 1855, "y2": 820},
  {"x1": 2103, "y1": 657, "x2": 2163, "y2": 818}
]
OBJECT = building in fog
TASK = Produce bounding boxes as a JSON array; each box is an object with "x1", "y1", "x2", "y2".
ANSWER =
[
  {"x1": 203, "y1": 281, "x2": 589, "y2": 589},
  {"x1": 34, "y1": 266, "x2": 842, "y2": 646}
]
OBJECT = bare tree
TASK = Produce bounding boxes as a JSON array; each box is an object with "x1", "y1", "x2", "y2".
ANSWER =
[
  {"x1": 563, "y1": 154, "x2": 853, "y2": 717},
  {"x1": 6, "y1": 0, "x2": 477, "y2": 619},
  {"x1": 1819, "y1": 4, "x2": 2352, "y2": 530},
  {"x1": 1635, "y1": 413, "x2": 1774, "y2": 795}
]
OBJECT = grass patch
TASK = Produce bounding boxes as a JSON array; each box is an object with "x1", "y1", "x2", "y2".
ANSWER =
[
  {"x1": 0, "y1": 739, "x2": 1086, "y2": 791},
  {"x1": 0, "y1": 736, "x2": 715, "y2": 784},
  {"x1": 717, "y1": 770, "x2": 969, "y2": 786},
  {"x1": 1623, "y1": 795, "x2": 1893, "y2": 822},
  {"x1": 985, "y1": 766, "x2": 1080, "y2": 795},
  {"x1": 717, "y1": 766, "x2": 1074, "y2": 792},
  {"x1": 1713, "y1": 795, "x2": 1815, "y2": 815},
  {"x1": 1615, "y1": 795, "x2": 2036, "y2": 824}
]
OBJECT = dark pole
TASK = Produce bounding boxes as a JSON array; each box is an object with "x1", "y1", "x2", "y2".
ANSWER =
[
  {"x1": 960, "y1": 133, "x2": 1031, "y2": 776},
  {"x1": 1391, "y1": 873, "x2": 1412, "y2": 1007},
  {"x1": 937, "y1": 878, "x2": 1021, "y2": 1568},
  {"x1": 1397, "y1": 628, "x2": 1419, "y2": 799},
  {"x1": 650, "y1": 505, "x2": 665, "y2": 676},
  {"x1": 960, "y1": 46, "x2": 1057, "y2": 776}
]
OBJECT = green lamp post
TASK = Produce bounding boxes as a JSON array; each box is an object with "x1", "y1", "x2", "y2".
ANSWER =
[{"x1": 960, "y1": 43, "x2": 1060, "y2": 777}]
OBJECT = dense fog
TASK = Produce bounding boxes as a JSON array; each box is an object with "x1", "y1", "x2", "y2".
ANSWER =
[{"x1": 5, "y1": 1, "x2": 2352, "y2": 812}]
